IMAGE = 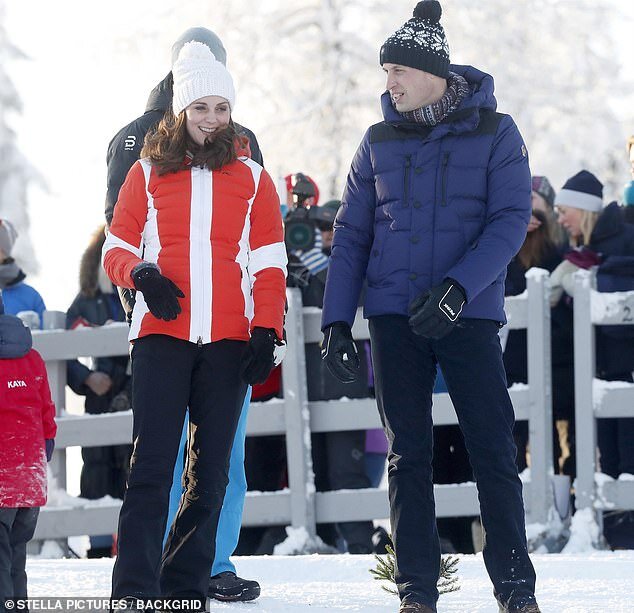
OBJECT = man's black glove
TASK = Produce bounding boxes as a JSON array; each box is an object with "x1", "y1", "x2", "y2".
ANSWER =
[
  {"x1": 241, "y1": 327, "x2": 278, "y2": 385},
  {"x1": 321, "y1": 322, "x2": 360, "y2": 383},
  {"x1": 131, "y1": 265, "x2": 184, "y2": 321},
  {"x1": 408, "y1": 278, "x2": 466, "y2": 339}
]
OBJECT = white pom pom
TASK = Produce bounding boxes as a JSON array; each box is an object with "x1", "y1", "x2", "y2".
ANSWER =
[{"x1": 178, "y1": 40, "x2": 216, "y2": 63}]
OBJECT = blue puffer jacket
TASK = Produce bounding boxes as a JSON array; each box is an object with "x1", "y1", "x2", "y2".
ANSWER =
[{"x1": 322, "y1": 65, "x2": 531, "y2": 328}]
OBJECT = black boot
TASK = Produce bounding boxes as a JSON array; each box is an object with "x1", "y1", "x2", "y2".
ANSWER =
[{"x1": 208, "y1": 571, "x2": 261, "y2": 602}]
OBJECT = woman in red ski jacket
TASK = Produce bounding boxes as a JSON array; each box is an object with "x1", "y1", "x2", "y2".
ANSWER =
[{"x1": 104, "y1": 42, "x2": 286, "y2": 605}]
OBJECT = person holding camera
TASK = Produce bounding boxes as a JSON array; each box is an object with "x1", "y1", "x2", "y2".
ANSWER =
[{"x1": 288, "y1": 189, "x2": 375, "y2": 553}]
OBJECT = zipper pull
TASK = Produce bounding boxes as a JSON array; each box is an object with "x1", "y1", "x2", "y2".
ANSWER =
[{"x1": 197, "y1": 336, "x2": 203, "y2": 348}]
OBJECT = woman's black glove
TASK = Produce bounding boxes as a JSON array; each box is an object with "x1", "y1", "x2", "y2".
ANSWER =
[
  {"x1": 241, "y1": 327, "x2": 278, "y2": 385},
  {"x1": 320, "y1": 322, "x2": 359, "y2": 383},
  {"x1": 131, "y1": 265, "x2": 184, "y2": 321},
  {"x1": 408, "y1": 278, "x2": 466, "y2": 339}
]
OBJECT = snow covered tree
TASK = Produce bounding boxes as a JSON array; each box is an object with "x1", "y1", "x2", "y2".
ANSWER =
[
  {"x1": 0, "y1": 0, "x2": 38, "y2": 273},
  {"x1": 128, "y1": 0, "x2": 633, "y2": 202}
]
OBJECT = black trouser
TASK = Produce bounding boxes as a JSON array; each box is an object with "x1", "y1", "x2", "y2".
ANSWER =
[
  {"x1": 369, "y1": 316, "x2": 536, "y2": 611},
  {"x1": 111, "y1": 335, "x2": 247, "y2": 601},
  {"x1": 312, "y1": 430, "x2": 374, "y2": 552},
  {"x1": 0, "y1": 507, "x2": 39, "y2": 612}
]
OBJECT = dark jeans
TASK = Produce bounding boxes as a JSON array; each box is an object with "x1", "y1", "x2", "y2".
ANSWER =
[
  {"x1": 369, "y1": 316, "x2": 536, "y2": 611},
  {"x1": 0, "y1": 507, "x2": 39, "y2": 611},
  {"x1": 111, "y1": 335, "x2": 247, "y2": 601}
]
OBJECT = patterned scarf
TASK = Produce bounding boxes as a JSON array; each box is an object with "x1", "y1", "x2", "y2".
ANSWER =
[{"x1": 399, "y1": 72, "x2": 470, "y2": 126}]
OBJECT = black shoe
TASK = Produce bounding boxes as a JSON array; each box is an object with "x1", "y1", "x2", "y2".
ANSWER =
[
  {"x1": 498, "y1": 600, "x2": 541, "y2": 612},
  {"x1": 208, "y1": 571, "x2": 261, "y2": 602},
  {"x1": 371, "y1": 526, "x2": 391, "y2": 554}
]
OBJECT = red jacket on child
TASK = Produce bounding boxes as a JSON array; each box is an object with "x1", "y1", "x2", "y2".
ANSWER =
[{"x1": 0, "y1": 314, "x2": 57, "y2": 507}]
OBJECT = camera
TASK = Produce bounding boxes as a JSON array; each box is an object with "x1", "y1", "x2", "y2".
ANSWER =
[{"x1": 284, "y1": 173, "x2": 338, "y2": 251}]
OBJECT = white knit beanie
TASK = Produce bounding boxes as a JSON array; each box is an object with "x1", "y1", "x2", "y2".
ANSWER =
[{"x1": 172, "y1": 41, "x2": 235, "y2": 116}]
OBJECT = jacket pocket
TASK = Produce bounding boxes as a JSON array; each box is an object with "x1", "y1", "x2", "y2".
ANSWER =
[{"x1": 440, "y1": 152, "x2": 450, "y2": 207}]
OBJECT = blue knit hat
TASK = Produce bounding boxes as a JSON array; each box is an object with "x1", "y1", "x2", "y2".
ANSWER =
[
  {"x1": 380, "y1": 1, "x2": 450, "y2": 78},
  {"x1": 624, "y1": 181, "x2": 634, "y2": 206},
  {"x1": 554, "y1": 170, "x2": 603, "y2": 212}
]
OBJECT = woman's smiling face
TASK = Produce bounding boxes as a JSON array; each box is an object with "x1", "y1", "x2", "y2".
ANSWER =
[{"x1": 185, "y1": 95, "x2": 230, "y2": 146}]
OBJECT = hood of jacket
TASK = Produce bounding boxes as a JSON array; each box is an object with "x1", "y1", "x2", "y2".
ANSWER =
[
  {"x1": 0, "y1": 313, "x2": 32, "y2": 358},
  {"x1": 145, "y1": 73, "x2": 173, "y2": 114},
  {"x1": 591, "y1": 202, "x2": 626, "y2": 245},
  {"x1": 79, "y1": 228, "x2": 107, "y2": 297},
  {"x1": 381, "y1": 64, "x2": 498, "y2": 138}
]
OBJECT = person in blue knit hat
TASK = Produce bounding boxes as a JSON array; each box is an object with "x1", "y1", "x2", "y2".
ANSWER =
[{"x1": 320, "y1": 1, "x2": 538, "y2": 610}]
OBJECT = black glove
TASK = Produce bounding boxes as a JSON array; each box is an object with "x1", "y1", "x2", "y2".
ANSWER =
[
  {"x1": 321, "y1": 322, "x2": 360, "y2": 383},
  {"x1": 241, "y1": 327, "x2": 278, "y2": 385},
  {"x1": 408, "y1": 279, "x2": 466, "y2": 339},
  {"x1": 131, "y1": 265, "x2": 184, "y2": 321},
  {"x1": 45, "y1": 439, "x2": 55, "y2": 462}
]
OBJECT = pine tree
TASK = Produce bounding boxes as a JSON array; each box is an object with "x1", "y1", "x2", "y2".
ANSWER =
[{"x1": 370, "y1": 542, "x2": 460, "y2": 596}]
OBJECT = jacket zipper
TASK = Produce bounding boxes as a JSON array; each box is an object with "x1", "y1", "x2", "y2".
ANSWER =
[
  {"x1": 197, "y1": 167, "x2": 206, "y2": 346},
  {"x1": 440, "y1": 152, "x2": 450, "y2": 207},
  {"x1": 403, "y1": 155, "x2": 412, "y2": 206}
]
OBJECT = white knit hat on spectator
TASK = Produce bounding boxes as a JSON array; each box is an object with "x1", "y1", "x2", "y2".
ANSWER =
[
  {"x1": 172, "y1": 41, "x2": 235, "y2": 116},
  {"x1": 0, "y1": 219, "x2": 18, "y2": 256}
]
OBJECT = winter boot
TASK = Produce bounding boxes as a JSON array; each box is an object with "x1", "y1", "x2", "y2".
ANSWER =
[
  {"x1": 208, "y1": 571, "x2": 261, "y2": 602},
  {"x1": 399, "y1": 602, "x2": 435, "y2": 612}
]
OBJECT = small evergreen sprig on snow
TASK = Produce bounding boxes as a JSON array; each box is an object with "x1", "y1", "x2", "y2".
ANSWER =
[{"x1": 370, "y1": 543, "x2": 460, "y2": 595}]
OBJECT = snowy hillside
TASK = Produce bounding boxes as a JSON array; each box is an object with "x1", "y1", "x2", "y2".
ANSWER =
[{"x1": 26, "y1": 552, "x2": 634, "y2": 612}]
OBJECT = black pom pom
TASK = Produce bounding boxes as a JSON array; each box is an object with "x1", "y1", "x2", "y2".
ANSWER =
[{"x1": 413, "y1": 0, "x2": 442, "y2": 22}]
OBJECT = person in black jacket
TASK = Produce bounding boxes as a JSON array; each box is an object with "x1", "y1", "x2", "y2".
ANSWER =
[
  {"x1": 105, "y1": 27, "x2": 262, "y2": 602},
  {"x1": 552, "y1": 170, "x2": 634, "y2": 549},
  {"x1": 66, "y1": 226, "x2": 131, "y2": 558},
  {"x1": 503, "y1": 205, "x2": 575, "y2": 477}
]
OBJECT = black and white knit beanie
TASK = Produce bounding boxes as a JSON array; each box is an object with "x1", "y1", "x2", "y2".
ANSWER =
[
  {"x1": 172, "y1": 41, "x2": 235, "y2": 115},
  {"x1": 555, "y1": 170, "x2": 603, "y2": 213},
  {"x1": 380, "y1": 1, "x2": 450, "y2": 78}
]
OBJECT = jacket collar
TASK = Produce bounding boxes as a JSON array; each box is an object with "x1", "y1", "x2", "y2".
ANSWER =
[{"x1": 380, "y1": 64, "x2": 498, "y2": 140}]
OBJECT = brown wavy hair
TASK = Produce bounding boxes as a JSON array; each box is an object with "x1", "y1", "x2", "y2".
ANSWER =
[
  {"x1": 141, "y1": 109, "x2": 246, "y2": 176},
  {"x1": 517, "y1": 209, "x2": 556, "y2": 269}
]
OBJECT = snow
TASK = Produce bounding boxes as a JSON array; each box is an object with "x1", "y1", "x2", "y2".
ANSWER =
[
  {"x1": 593, "y1": 378, "x2": 634, "y2": 412},
  {"x1": 25, "y1": 552, "x2": 634, "y2": 612},
  {"x1": 561, "y1": 508, "x2": 601, "y2": 554}
]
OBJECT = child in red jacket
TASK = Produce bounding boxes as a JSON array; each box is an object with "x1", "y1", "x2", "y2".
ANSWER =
[{"x1": 0, "y1": 291, "x2": 56, "y2": 607}]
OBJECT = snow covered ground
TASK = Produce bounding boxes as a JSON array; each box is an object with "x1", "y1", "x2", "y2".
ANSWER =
[{"x1": 26, "y1": 552, "x2": 634, "y2": 612}]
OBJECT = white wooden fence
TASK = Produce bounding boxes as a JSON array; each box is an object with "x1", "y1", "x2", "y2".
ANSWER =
[
  {"x1": 573, "y1": 270, "x2": 634, "y2": 520},
  {"x1": 33, "y1": 275, "x2": 554, "y2": 540}
]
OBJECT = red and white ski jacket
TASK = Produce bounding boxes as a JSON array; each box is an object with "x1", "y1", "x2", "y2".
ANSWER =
[
  {"x1": 0, "y1": 349, "x2": 57, "y2": 507},
  {"x1": 103, "y1": 155, "x2": 287, "y2": 344}
]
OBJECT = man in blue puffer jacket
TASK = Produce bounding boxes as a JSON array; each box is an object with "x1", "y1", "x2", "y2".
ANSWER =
[{"x1": 321, "y1": 3, "x2": 538, "y2": 612}]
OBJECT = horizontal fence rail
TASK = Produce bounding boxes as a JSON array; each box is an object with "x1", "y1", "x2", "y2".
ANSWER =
[{"x1": 34, "y1": 274, "x2": 553, "y2": 540}]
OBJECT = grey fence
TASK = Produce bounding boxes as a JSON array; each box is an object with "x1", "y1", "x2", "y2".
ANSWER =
[
  {"x1": 573, "y1": 270, "x2": 634, "y2": 518},
  {"x1": 32, "y1": 273, "x2": 553, "y2": 541}
]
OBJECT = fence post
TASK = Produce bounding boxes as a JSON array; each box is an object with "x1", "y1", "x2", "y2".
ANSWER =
[
  {"x1": 526, "y1": 269, "x2": 552, "y2": 523},
  {"x1": 281, "y1": 288, "x2": 316, "y2": 536},
  {"x1": 42, "y1": 311, "x2": 67, "y2": 491},
  {"x1": 573, "y1": 270, "x2": 597, "y2": 511}
]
